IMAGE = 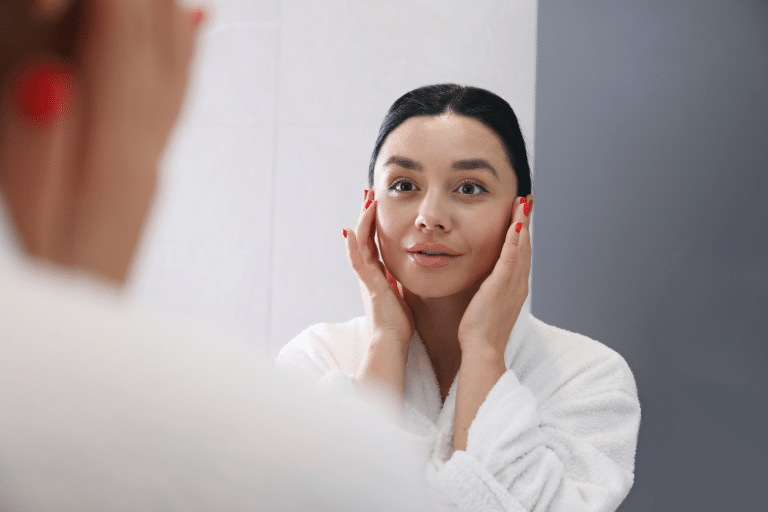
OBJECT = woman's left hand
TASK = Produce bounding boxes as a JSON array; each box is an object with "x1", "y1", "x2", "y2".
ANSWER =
[{"x1": 457, "y1": 194, "x2": 533, "y2": 358}]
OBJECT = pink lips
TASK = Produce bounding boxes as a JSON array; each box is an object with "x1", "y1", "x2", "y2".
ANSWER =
[
  {"x1": 407, "y1": 241, "x2": 460, "y2": 256},
  {"x1": 406, "y1": 241, "x2": 460, "y2": 268},
  {"x1": 409, "y1": 252, "x2": 457, "y2": 268}
]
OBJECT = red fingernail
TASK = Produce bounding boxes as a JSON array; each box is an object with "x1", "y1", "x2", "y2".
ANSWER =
[
  {"x1": 515, "y1": 222, "x2": 523, "y2": 233},
  {"x1": 191, "y1": 10, "x2": 204, "y2": 31},
  {"x1": 364, "y1": 189, "x2": 368, "y2": 199},
  {"x1": 520, "y1": 197, "x2": 527, "y2": 204},
  {"x1": 343, "y1": 229, "x2": 348, "y2": 238},
  {"x1": 524, "y1": 204, "x2": 531, "y2": 216},
  {"x1": 13, "y1": 60, "x2": 73, "y2": 128},
  {"x1": 365, "y1": 199, "x2": 373, "y2": 209}
]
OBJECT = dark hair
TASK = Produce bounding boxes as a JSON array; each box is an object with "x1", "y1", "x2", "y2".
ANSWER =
[{"x1": 369, "y1": 84, "x2": 533, "y2": 197}]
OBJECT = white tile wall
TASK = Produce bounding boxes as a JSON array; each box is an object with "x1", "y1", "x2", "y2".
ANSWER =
[{"x1": 129, "y1": 0, "x2": 538, "y2": 358}]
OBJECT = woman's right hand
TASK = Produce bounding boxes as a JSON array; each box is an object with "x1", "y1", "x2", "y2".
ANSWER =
[
  {"x1": 0, "y1": 0, "x2": 206, "y2": 285},
  {"x1": 343, "y1": 189, "x2": 415, "y2": 348}
]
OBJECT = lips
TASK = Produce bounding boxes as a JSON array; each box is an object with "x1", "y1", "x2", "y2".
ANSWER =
[
  {"x1": 409, "y1": 252, "x2": 456, "y2": 268},
  {"x1": 407, "y1": 241, "x2": 460, "y2": 256}
]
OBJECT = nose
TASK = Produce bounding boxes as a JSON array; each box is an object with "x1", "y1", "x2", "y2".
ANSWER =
[{"x1": 415, "y1": 193, "x2": 451, "y2": 232}]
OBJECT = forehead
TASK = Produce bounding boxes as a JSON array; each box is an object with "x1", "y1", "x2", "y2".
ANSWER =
[{"x1": 379, "y1": 114, "x2": 509, "y2": 165}]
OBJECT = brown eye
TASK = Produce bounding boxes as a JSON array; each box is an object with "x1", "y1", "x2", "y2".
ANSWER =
[
  {"x1": 457, "y1": 181, "x2": 488, "y2": 196},
  {"x1": 389, "y1": 179, "x2": 416, "y2": 193}
]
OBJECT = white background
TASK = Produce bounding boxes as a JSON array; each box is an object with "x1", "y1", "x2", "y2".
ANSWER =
[{"x1": 127, "y1": 0, "x2": 538, "y2": 358}]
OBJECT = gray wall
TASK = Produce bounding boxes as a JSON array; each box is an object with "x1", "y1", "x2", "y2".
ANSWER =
[{"x1": 533, "y1": 0, "x2": 767, "y2": 509}]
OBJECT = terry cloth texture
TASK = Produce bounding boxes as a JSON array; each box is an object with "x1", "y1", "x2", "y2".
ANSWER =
[{"x1": 276, "y1": 310, "x2": 641, "y2": 512}]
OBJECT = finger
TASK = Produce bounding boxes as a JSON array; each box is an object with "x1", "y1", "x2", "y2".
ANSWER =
[
  {"x1": 515, "y1": 208, "x2": 532, "y2": 282},
  {"x1": 175, "y1": 3, "x2": 208, "y2": 66},
  {"x1": 384, "y1": 266, "x2": 402, "y2": 300},
  {"x1": 189, "y1": 4, "x2": 209, "y2": 34},
  {"x1": 514, "y1": 196, "x2": 532, "y2": 263},
  {"x1": 168, "y1": 4, "x2": 206, "y2": 120},
  {"x1": 365, "y1": 198, "x2": 378, "y2": 258},
  {"x1": 522, "y1": 194, "x2": 533, "y2": 256},
  {"x1": 516, "y1": 195, "x2": 532, "y2": 229},
  {"x1": 343, "y1": 228, "x2": 366, "y2": 277},
  {"x1": 368, "y1": 205, "x2": 381, "y2": 262},
  {"x1": 0, "y1": 54, "x2": 77, "y2": 257},
  {"x1": 355, "y1": 192, "x2": 377, "y2": 264},
  {"x1": 344, "y1": 227, "x2": 386, "y2": 295},
  {"x1": 518, "y1": 214, "x2": 531, "y2": 258},
  {"x1": 522, "y1": 195, "x2": 532, "y2": 227},
  {"x1": 361, "y1": 189, "x2": 378, "y2": 258},
  {"x1": 498, "y1": 197, "x2": 528, "y2": 266}
]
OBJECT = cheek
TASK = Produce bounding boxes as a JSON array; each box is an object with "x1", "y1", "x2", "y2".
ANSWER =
[
  {"x1": 470, "y1": 212, "x2": 511, "y2": 261},
  {"x1": 374, "y1": 204, "x2": 403, "y2": 259}
]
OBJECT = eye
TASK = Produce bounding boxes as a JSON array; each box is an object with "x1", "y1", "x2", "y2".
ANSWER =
[
  {"x1": 457, "y1": 180, "x2": 489, "y2": 196},
  {"x1": 389, "y1": 179, "x2": 416, "y2": 193},
  {"x1": 387, "y1": 179, "x2": 489, "y2": 197}
]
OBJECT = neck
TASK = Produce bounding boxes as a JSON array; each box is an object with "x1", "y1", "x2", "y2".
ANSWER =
[{"x1": 403, "y1": 280, "x2": 483, "y2": 392}]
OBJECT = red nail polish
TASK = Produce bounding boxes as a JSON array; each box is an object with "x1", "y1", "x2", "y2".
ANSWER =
[
  {"x1": 365, "y1": 199, "x2": 372, "y2": 209},
  {"x1": 520, "y1": 197, "x2": 527, "y2": 204},
  {"x1": 191, "y1": 10, "x2": 204, "y2": 30},
  {"x1": 343, "y1": 229, "x2": 347, "y2": 238},
  {"x1": 524, "y1": 204, "x2": 531, "y2": 216},
  {"x1": 13, "y1": 60, "x2": 73, "y2": 128},
  {"x1": 515, "y1": 222, "x2": 523, "y2": 233},
  {"x1": 364, "y1": 189, "x2": 368, "y2": 199}
]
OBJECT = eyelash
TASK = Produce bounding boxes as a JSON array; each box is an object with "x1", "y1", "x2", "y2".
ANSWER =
[{"x1": 388, "y1": 178, "x2": 489, "y2": 197}]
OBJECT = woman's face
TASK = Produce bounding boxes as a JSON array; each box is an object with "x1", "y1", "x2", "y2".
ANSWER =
[{"x1": 373, "y1": 114, "x2": 519, "y2": 298}]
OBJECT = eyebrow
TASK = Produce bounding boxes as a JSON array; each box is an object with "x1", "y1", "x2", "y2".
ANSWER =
[{"x1": 383, "y1": 155, "x2": 499, "y2": 181}]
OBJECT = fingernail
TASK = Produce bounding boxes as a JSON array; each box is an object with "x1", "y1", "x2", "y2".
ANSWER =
[
  {"x1": 191, "y1": 9, "x2": 205, "y2": 32},
  {"x1": 364, "y1": 189, "x2": 368, "y2": 200},
  {"x1": 515, "y1": 222, "x2": 523, "y2": 233},
  {"x1": 13, "y1": 60, "x2": 73, "y2": 128},
  {"x1": 365, "y1": 199, "x2": 373, "y2": 209},
  {"x1": 343, "y1": 229, "x2": 348, "y2": 239},
  {"x1": 524, "y1": 204, "x2": 531, "y2": 216},
  {"x1": 520, "y1": 197, "x2": 527, "y2": 204}
]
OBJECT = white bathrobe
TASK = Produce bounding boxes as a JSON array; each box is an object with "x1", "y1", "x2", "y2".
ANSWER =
[
  {"x1": 275, "y1": 299, "x2": 641, "y2": 512},
  {"x1": 0, "y1": 201, "x2": 435, "y2": 511}
]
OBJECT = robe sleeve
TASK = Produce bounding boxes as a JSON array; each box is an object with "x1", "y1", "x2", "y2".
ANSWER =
[{"x1": 427, "y1": 353, "x2": 641, "y2": 512}]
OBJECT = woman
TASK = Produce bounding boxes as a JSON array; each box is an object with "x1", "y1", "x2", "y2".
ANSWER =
[{"x1": 276, "y1": 84, "x2": 641, "y2": 511}]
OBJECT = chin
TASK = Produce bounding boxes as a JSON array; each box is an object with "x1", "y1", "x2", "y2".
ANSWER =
[{"x1": 400, "y1": 273, "x2": 473, "y2": 300}]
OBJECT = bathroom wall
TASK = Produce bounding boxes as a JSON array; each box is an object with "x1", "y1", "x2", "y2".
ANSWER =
[{"x1": 128, "y1": 0, "x2": 539, "y2": 358}]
